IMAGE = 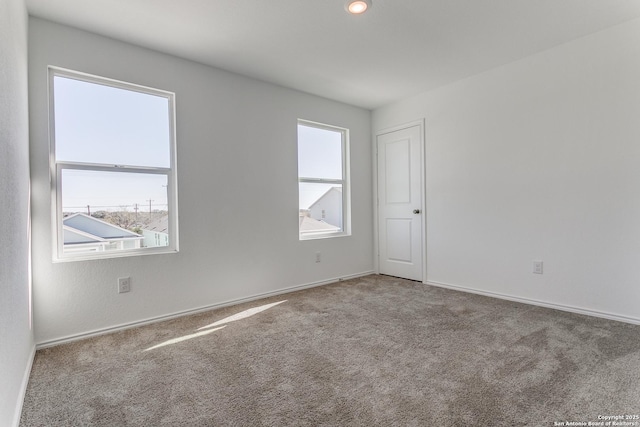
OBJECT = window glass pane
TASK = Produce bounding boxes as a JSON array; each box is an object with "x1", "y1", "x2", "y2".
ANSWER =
[
  {"x1": 297, "y1": 124, "x2": 342, "y2": 179},
  {"x1": 61, "y1": 169, "x2": 169, "y2": 254},
  {"x1": 54, "y1": 76, "x2": 170, "y2": 168},
  {"x1": 299, "y1": 182, "x2": 343, "y2": 235}
]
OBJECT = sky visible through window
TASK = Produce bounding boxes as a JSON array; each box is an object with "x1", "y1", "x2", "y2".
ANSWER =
[
  {"x1": 298, "y1": 124, "x2": 343, "y2": 209},
  {"x1": 54, "y1": 76, "x2": 170, "y2": 213},
  {"x1": 61, "y1": 170, "x2": 168, "y2": 214}
]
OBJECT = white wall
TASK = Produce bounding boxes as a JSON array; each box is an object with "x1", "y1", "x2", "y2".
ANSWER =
[
  {"x1": 0, "y1": 0, "x2": 35, "y2": 425},
  {"x1": 373, "y1": 18, "x2": 640, "y2": 322},
  {"x1": 29, "y1": 18, "x2": 373, "y2": 345}
]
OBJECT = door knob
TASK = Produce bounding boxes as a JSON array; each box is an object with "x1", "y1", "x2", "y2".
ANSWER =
[{"x1": 413, "y1": 209, "x2": 421, "y2": 214}]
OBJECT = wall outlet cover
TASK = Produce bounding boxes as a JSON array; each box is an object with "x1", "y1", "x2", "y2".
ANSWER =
[
  {"x1": 533, "y1": 261, "x2": 543, "y2": 274},
  {"x1": 118, "y1": 277, "x2": 131, "y2": 293}
]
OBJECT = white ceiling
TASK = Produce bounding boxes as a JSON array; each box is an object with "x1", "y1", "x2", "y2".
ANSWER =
[{"x1": 26, "y1": 0, "x2": 640, "y2": 110}]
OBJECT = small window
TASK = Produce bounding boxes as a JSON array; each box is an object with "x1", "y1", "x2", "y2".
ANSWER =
[
  {"x1": 49, "y1": 67, "x2": 178, "y2": 260},
  {"x1": 298, "y1": 120, "x2": 350, "y2": 239}
]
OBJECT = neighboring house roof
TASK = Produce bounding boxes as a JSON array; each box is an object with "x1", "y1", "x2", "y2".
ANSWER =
[
  {"x1": 299, "y1": 215, "x2": 340, "y2": 233},
  {"x1": 143, "y1": 215, "x2": 169, "y2": 234},
  {"x1": 63, "y1": 213, "x2": 142, "y2": 245},
  {"x1": 308, "y1": 186, "x2": 342, "y2": 210},
  {"x1": 63, "y1": 225, "x2": 107, "y2": 244}
]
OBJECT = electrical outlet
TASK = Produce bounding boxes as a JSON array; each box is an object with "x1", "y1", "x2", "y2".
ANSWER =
[
  {"x1": 533, "y1": 261, "x2": 543, "y2": 275},
  {"x1": 315, "y1": 252, "x2": 321, "y2": 263},
  {"x1": 118, "y1": 277, "x2": 131, "y2": 293}
]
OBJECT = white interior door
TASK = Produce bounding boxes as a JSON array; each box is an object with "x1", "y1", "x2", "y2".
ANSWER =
[{"x1": 377, "y1": 124, "x2": 423, "y2": 281}]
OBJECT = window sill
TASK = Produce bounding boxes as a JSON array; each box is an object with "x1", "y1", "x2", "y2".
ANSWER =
[
  {"x1": 299, "y1": 232, "x2": 351, "y2": 241},
  {"x1": 53, "y1": 247, "x2": 179, "y2": 263}
]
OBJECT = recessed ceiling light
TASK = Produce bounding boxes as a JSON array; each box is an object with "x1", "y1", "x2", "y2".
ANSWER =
[{"x1": 345, "y1": 0, "x2": 371, "y2": 15}]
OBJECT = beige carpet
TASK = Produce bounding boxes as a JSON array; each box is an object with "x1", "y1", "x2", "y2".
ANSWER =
[{"x1": 20, "y1": 275, "x2": 640, "y2": 426}]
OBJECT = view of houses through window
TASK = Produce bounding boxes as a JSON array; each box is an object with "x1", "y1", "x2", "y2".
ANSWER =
[
  {"x1": 50, "y1": 68, "x2": 177, "y2": 259},
  {"x1": 298, "y1": 121, "x2": 349, "y2": 239},
  {"x1": 61, "y1": 169, "x2": 169, "y2": 254}
]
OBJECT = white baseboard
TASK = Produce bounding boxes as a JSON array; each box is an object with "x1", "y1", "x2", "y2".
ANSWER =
[
  {"x1": 36, "y1": 271, "x2": 375, "y2": 349},
  {"x1": 13, "y1": 344, "x2": 35, "y2": 427},
  {"x1": 425, "y1": 280, "x2": 640, "y2": 326}
]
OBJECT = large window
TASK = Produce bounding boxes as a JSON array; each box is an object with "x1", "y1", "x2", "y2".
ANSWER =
[
  {"x1": 298, "y1": 120, "x2": 350, "y2": 239},
  {"x1": 49, "y1": 67, "x2": 178, "y2": 260}
]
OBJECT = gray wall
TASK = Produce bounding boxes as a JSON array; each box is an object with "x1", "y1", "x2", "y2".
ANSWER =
[
  {"x1": 373, "y1": 18, "x2": 640, "y2": 323},
  {"x1": 0, "y1": 0, "x2": 35, "y2": 425},
  {"x1": 29, "y1": 18, "x2": 374, "y2": 345}
]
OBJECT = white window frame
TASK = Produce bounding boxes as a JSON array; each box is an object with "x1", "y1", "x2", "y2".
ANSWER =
[
  {"x1": 298, "y1": 119, "x2": 351, "y2": 240},
  {"x1": 49, "y1": 67, "x2": 179, "y2": 261}
]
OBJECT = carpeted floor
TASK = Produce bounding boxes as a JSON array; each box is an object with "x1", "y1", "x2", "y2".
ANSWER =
[{"x1": 20, "y1": 275, "x2": 640, "y2": 426}]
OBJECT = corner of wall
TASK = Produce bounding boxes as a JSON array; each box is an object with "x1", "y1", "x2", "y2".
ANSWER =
[{"x1": 0, "y1": 0, "x2": 36, "y2": 425}]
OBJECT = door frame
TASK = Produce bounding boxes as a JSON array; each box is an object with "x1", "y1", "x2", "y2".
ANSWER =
[{"x1": 373, "y1": 119, "x2": 426, "y2": 283}]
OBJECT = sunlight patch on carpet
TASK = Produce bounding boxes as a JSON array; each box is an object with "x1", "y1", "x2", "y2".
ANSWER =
[
  {"x1": 143, "y1": 326, "x2": 227, "y2": 352},
  {"x1": 197, "y1": 300, "x2": 287, "y2": 330}
]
